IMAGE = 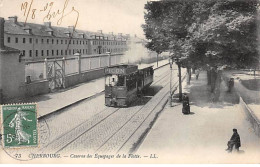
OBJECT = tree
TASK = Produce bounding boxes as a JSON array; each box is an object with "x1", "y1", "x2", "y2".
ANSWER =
[
  {"x1": 142, "y1": 2, "x2": 171, "y2": 66},
  {"x1": 190, "y1": 0, "x2": 259, "y2": 100},
  {"x1": 143, "y1": 1, "x2": 196, "y2": 91},
  {"x1": 143, "y1": 0, "x2": 259, "y2": 101},
  {"x1": 189, "y1": 0, "x2": 259, "y2": 69},
  {"x1": 143, "y1": 1, "x2": 195, "y2": 54}
]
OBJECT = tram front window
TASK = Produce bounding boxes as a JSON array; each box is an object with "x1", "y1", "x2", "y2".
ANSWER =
[{"x1": 105, "y1": 75, "x2": 125, "y2": 86}]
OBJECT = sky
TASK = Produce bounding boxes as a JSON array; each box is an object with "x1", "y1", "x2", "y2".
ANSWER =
[{"x1": 0, "y1": 0, "x2": 149, "y2": 38}]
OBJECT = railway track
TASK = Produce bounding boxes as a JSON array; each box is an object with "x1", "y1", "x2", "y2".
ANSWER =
[
  {"x1": 39, "y1": 67, "x2": 181, "y2": 154},
  {"x1": 59, "y1": 70, "x2": 172, "y2": 153},
  {"x1": 37, "y1": 65, "x2": 171, "y2": 143},
  {"x1": 97, "y1": 74, "x2": 182, "y2": 154},
  {"x1": 38, "y1": 64, "x2": 170, "y2": 121}
]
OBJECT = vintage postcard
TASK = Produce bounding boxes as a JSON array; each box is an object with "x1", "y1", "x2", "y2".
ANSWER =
[{"x1": 0, "y1": 0, "x2": 260, "y2": 164}]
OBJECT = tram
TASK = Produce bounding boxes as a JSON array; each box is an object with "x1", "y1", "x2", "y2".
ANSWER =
[{"x1": 105, "y1": 64, "x2": 154, "y2": 107}]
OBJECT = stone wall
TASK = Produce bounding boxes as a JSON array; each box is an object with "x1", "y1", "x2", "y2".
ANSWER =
[
  {"x1": 21, "y1": 80, "x2": 50, "y2": 97},
  {"x1": 0, "y1": 50, "x2": 25, "y2": 101},
  {"x1": 235, "y1": 80, "x2": 260, "y2": 104},
  {"x1": 239, "y1": 97, "x2": 260, "y2": 137},
  {"x1": 222, "y1": 71, "x2": 260, "y2": 137},
  {"x1": 65, "y1": 68, "x2": 104, "y2": 88}
]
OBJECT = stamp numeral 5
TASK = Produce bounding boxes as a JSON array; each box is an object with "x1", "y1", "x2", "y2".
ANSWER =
[{"x1": 6, "y1": 134, "x2": 15, "y2": 144}]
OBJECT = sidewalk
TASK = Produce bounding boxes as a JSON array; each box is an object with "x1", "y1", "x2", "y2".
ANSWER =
[
  {"x1": 222, "y1": 70, "x2": 260, "y2": 122},
  {"x1": 137, "y1": 71, "x2": 260, "y2": 164},
  {"x1": 22, "y1": 59, "x2": 169, "y2": 118}
]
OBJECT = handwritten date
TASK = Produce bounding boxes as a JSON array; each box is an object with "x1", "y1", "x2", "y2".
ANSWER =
[{"x1": 20, "y1": 0, "x2": 79, "y2": 28}]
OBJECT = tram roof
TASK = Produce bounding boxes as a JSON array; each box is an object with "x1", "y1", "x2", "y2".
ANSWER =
[
  {"x1": 105, "y1": 64, "x2": 138, "y2": 75},
  {"x1": 138, "y1": 64, "x2": 154, "y2": 70}
]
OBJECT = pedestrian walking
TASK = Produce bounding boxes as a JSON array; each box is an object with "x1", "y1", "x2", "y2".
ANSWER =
[
  {"x1": 227, "y1": 78, "x2": 234, "y2": 92},
  {"x1": 195, "y1": 69, "x2": 200, "y2": 80}
]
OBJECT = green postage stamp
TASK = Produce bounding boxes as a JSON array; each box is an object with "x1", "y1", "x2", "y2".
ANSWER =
[{"x1": 1, "y1": 104, "x2": 38, "y2": 148}]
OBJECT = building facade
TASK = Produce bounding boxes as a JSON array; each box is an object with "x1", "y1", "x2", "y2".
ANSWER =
[{"x1": 4, "y1": 16, "x2": 128, "y2": 60}]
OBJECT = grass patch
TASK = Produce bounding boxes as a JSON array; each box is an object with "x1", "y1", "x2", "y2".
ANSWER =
[{"x1": 241, "y1": 79, "x2": 260, "y2": 91}]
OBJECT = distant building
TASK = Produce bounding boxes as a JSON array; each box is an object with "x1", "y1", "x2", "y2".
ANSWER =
[{"x1": 4, "y1": 16, "x2": 128, "y2": 60}]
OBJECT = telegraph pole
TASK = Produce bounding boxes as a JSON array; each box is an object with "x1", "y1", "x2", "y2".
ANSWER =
[
  {"x1": 169, "y1": 56, "x2": 174, "y2": 106},
  {"x1": 175, "y1": 57, "x2": 182, "y2": 101},
  {"x1": 178, "y1": 62, "x2": 182, "y2": 101},
  {"x1": 157, "y1": 53, "x2": 159, "y2": 67}
]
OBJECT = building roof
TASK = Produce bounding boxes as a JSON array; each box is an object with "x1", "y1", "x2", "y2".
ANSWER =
[{"x1": 4, "y1": 18, "x2": 128, "y2": 41}]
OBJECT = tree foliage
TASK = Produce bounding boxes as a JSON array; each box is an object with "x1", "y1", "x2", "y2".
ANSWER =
[{"x1": 142, "y1": 0, "x2": 259, "y2": 68}]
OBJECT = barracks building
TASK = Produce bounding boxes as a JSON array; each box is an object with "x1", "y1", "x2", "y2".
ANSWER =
[{"x1": 4, "y1": 16, "x2": 129, "y2": 60}]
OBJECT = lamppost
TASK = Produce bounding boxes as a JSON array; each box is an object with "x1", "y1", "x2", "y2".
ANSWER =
[
  {"x1": 106, "y1": 51, "x2": 111, "y2": 67},
  {"x1": 169, "y1": 56, "x2": 174, "y2": 107}
]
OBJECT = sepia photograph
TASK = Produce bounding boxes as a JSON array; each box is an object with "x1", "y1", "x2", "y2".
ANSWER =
[{"x1": 0, "y1": 0, "x2": 259, "y2": 164}]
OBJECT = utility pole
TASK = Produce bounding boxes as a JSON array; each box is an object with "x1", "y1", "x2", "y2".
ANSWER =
[
  {"x1": 178, "y1": 62, "x2": 182, "y2": 101},
  {"x1": 175, "y1": 57, "x2": 182, "y2": 101},
  {"x1": 157, "y1": 53, "x2": 159, "y2": 67},
  {"x1": 169, "y1": 56, "x2": 174, "y2": 106}
]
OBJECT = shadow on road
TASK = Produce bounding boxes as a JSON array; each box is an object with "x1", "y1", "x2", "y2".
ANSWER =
[
  {"x1": 144, "y1": 86, "x2": 163, "y2": 96},
  {"x1": 129, "y1": 96, "x2": 152, "y2": 107},
  {"x1": 186, "y1": 72, "x2": 240, "y2": 109},
  {"x1": 128, "y1": 86, "x2": 164, "y2": 107}
]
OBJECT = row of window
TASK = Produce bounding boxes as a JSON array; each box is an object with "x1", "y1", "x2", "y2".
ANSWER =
[
  {"x1": 24, "y1": 49, "x2": 88, "y2": 57},
  {"x1": 7, "y1": 37, "x2": 89, "y2": 45},
  {"x1": 22, "y1": 47, "x2": 127, "y2": 58},
  {"x1": 93, "y1": 40, "x2": 126, "y2": 46},
  {"x1": 93, "y1": 48, "x2": 127, "y2": 54},
  {"x1": 7, "y1": 36, "x2": 126, "y2": 46}
]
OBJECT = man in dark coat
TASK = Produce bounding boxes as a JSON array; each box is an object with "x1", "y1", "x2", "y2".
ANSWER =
[{"x1": 226, "y1": 129, "x2": 241, "y2": 152}]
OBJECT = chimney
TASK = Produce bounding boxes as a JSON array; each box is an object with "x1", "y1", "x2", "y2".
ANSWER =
[
  {"x1": 8, "y1": 16, "x2": 18, "y2": 23},
  {"x1": 0, "y1": 17, "x2": 5, "y2": 49},
  {"x1": 44, "y1": 22, "x2": 53, "y2": 35},
  {"x1": 97, "y1": 30, "x2": 102, "y2": 34},
  {"x1": 125, "y1": 34, "x2": 130, "y2": 40},
  {"x1": 44, "y1": 22, "x2": 51, "y2": 28},
  {"x1": 68, "y1": 26, "x2": 75, "y2": 31}
]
